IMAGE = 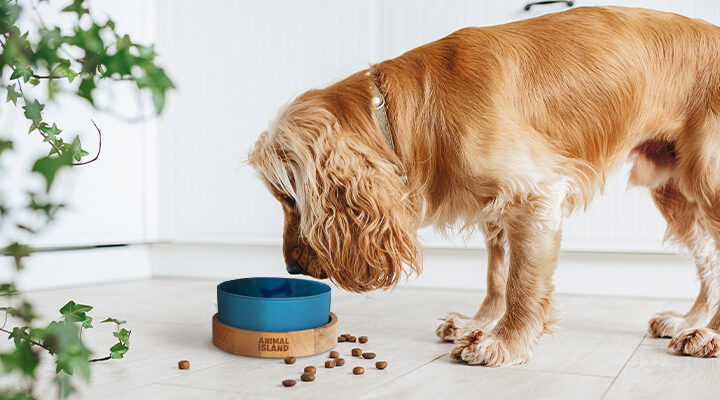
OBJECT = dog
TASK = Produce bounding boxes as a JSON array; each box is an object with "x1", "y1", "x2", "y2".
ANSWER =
[{"x1": 248, "y1": 6, "x2": 720, "y2": 366}]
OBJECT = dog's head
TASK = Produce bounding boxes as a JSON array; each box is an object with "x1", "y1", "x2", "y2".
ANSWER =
[{"x1": 248, "y1": 71, "x2": 421, "y2": 292}]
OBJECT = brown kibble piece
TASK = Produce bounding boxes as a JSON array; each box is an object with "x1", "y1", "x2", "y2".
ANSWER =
[
  {"x1": 359, "y1": 336, "x2": 368, "y2": 343},
  {"x1": 284, "y1": 356, "x2": 296, "y2": 364},
  {"x1": 325, "y1": 360, "x2": 335, "y2": 368},
  {"x1": 362, "y1": 352, "x2": 376, "y2": 359},
  {"x1": 337, "y1": 336, "x2": 346, "y2": 342},
  {"x1": 300, "y1": 372, "x2": 315, "y2": 382},
  {"x1": 178, "y1": 360, "x2": 190, "y2": 370},
  {"x1": 347, "y1": 336, "x2": 357, "y2": 342},
  {"x1": 353, "y1": 366, "x2": 365, "y2": 375},
  {"x1": 351, "y1": 348, "x2": 362, "y2": 357},
  {"x1": 376, "y1": 361, "x2": 388, "y2": 369},
  {"x1": 304, "y1": 366, "x2": 316, "y2": 374},
  {"x1": 329, "y1": 351, "x2": 339, "y2": 358},
  {"x1": 282, "y1": 379, "x2": 296, "y2": 387},
  {"x1": 335, "y1": 358, "x2": 345, "y2": 366},
  {"x1": 342, "y1": 333, "x2": 351, "y2": 337}
]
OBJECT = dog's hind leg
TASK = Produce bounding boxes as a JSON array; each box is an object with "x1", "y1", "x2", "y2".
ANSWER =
[
  {"x1": 451, "y1": 188, "x2": 563, "y2": 366},
  {"x1": 647, "y1": 184, "x2": 719, "y2": 338},
  {"x1": 436, "y1": 222, "x2": 508, "y2": 342},
  {"x1": 664, "y1": 112, "x2": 720, "y2": 357}
]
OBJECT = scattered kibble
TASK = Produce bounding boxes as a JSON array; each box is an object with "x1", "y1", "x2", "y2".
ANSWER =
[
  {"x1": 178, "y1": 360, "x2": 190, "y2": 370},
  {"x1": 335, "y1": 358, "x2": 345, "y2": 366},
  {"x1": 325, "y1": 360, "x2": 335, "y2": 368},
  {"x1": 337, "y1": 336, "x2": 346, "y2": 342},
  {"x1": 376, "y1": 361, "x2": 388, "y2": 369},
  {"x1": 362, "y1": 352, "x2": 376, "y2": 359},
  {"x1": 353, "y1": 366, "x2": 365, "y2": 375},
  {"x1": 347, "y1": 336, "x2": 357, "y2": 342},
  {"x1": 284, "y1": 356, "x2": 296, "y2": 364},
  {"x1": 329, "y1": 351, "x2": 339, "y2": 358},
  {"x1": 301, "y1": 372, "x2": 315, "y2": 382},
  {"x1": 359, "y1": 336, "x2": 368, "y2": 343},
  {"x1": 304, "y1": 366, "x2": 316, "y2": 374},
  {"x1": 282, "y1": 379, "x2": 296, "y2": 387},
  {"x1": 351, "y1": 348, "x2": 362, "y2": 357}
]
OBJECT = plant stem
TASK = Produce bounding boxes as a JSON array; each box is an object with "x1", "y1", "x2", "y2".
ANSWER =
[
  {"x1": 0, "y1": 326, "x2": 51, "y2": 351},
  {"x1": 89, "y1": 355, "x2": 111, "y2": 363}
]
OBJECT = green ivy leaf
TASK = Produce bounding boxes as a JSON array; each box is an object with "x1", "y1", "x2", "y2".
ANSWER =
[
  {"x1": 51, "y1": 59, "x2": 78, "y2": 83},
  {"x1": 39, "y1": 123, "x2": 62, "y2": 142},
  {"x1": 109, "y1": 343, "x2": 128, "y2": 359},
  {"x1": 45, "y1": 321, "x2": 91, "y2": 382},
  {"x1": 22, "y1": 99, "x2": 44, "y2": 125},
  {"x1": 6, "y1": 84, "x2": 21, "y2": 105},
  {"x1": 0, "y1": 283, "x2": 18, "y2": 297},
  {"x1": 32, "y1": 151, "x2": 74, "y2": 190},
  {"x1": 0, "y1": 140, "x2": 13, "y2": 156},
  {"x1": 53, "y1": 374, "x2": 76, "y2": 399},
  {"x1": 61, "y1": 0, "x2": 88, "y2": 18},
  {"x1": 1, "y1": 243, "x2": 33, "y2": 271},
  {"x1": 112, "y1": 328, "x2": 130, "y2": 346},
  {"x1": 0, "y1": 338, "x2": 39, "y2": 378},
  {"x1": 100, "y1": 317, "x2": 127, "y2": 326},
  {"x1": 59, "y1": 300, "x2": 93, "y2": 325},
  {"x1": 68, "y1": 136, "x2": 89, "y2": 161},
  {"x1": 77, "y1": 77, "x2": 96, "y2": 105}
]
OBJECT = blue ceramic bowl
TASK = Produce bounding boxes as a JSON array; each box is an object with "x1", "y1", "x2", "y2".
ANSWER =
[{"x1": 217, "y1": 277, "x2": 331, "y2": 332}]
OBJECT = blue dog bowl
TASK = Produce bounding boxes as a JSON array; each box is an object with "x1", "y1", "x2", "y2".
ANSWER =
[{"x1": 217, "y1": 277, "x2": 331, "y2": 332}]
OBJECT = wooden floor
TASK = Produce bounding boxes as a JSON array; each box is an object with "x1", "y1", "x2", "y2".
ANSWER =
[{"x1": 2, "y1": 278, "x2": 718, "y2": 399}]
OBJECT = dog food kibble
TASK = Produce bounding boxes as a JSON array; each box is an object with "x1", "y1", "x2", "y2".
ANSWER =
[
  {"x1": 329, "y1": 351, "x2": 340, "y2": 358},
  {"x1": 325, "y1": 360, "x2": 335, "y2": 368},
  {"x1": 353, "y1": 367, "x2": 365, "y2": 375},
  {"x1": 337, "y1": 336, "x2": 346, "y2": 342},
  {"x1": 300, "y1": 373, "x2": 315, "y2": 382},
  {"x1": 304, "y1": 366, "x2": 316, "y2": 374},
  {"x1": 178, "y1": 360, "x2": 190, "y2": 370},
  {"x1": 282, "y1": 379, "x2": 296, "y2": 387},
  {"x1": 335, "y1": 358, "x2": 345, "y2": 366},
  {"x1": 284, "y1": 356, "x2": 296, "y2": 364},
  {"x1": 351, "y1": 348, "x2": 362, "y2": 357},
  {"x1": 359, "y1": 336, "x2": 368, "y2": 343},
  {"x1": 376, "y1": 361, "x2": 388, "y2": 369},
  {"x1": 362, "y1": 352, "x2": 376, "y2": 359},
  {"x1": 347, "y1": 336, "x2": 357, "y2": 342}
]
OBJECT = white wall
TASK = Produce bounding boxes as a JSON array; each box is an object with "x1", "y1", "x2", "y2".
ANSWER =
[
  {"x1": 5, "y1": 1, "x2": 719, "y2": 295},
  {"x1": 152, "y1": 0, "x2": 720, "y2": 253}
]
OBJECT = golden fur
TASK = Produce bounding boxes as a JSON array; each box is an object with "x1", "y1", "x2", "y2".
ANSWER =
[{"x1": 249, "y1": 6, "x2": 720, "y2": 365}]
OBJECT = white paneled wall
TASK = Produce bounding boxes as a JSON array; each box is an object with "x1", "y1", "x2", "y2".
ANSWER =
[
  {"x1": 153, "y1": 1, "x2": 720, "y2": 254},
  {"x1": 12, "y1": 1, "x2": 718, "y2": 254},
  {"x1": 0, "y1": 0, "x2": 153, "y2": 248}
]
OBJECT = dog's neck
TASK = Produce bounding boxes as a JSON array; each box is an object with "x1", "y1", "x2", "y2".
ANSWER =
[{"x1": 368, "y1": 73, "x2": 395, "y2": 153}]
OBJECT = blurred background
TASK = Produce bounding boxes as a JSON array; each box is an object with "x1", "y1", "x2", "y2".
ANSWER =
[{"x1": 4, "y1": 0, "x2": 719, "y2": 297}]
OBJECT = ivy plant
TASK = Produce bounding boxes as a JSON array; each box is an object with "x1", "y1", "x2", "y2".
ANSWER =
[{"x1": 0, "y1": 0, "x2": 173, "y2": 398}]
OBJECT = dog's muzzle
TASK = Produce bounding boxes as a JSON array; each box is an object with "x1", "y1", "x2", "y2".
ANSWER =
[{"x1": 286, "y1": 262, "x2": 304, "y2": 275}]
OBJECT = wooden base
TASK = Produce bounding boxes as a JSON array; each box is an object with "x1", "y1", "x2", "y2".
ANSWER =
[{"x1": 212, "y1": 312, "x2": 337, "y2": 358}]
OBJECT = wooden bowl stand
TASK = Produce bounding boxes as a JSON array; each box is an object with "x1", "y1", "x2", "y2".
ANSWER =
[{"x1": 212, "y1": 312, "x2": 337, "y2": 358}]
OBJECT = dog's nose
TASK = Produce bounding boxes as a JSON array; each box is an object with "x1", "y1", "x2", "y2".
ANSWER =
[{"x1": 286, "y1": 262, "x2": 304, "y2": 275}]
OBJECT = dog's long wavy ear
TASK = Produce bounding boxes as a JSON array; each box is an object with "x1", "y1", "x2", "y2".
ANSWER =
[{"x1": 300, "y1": 135, "x2": 421, "y2": 292}]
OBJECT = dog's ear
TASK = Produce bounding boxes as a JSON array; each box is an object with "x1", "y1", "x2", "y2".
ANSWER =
[{"x1": 299, "y1": 136, "x2": 421, "y2": 292}]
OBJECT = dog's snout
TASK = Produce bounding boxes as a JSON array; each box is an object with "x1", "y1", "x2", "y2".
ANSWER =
[{"x1": 286, "y1": 262, "x2": 304, "y2": 275}]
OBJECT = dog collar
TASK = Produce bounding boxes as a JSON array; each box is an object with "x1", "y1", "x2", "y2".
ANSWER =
[{"x1": 369, "y1": 78, "x2": 395, "y2": 152}]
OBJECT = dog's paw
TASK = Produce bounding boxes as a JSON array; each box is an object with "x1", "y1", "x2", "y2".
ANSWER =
[
  {"x1": 648, "y1": 312, "x2": 687, "y2": 338},
  {"x1": 669, "y1": 328, "x2": 720, "y2": 358},
  {"x1": 450, "y1": 329, "x2": 523, "y2": 367},
  {"x1": 436, "y1": 312, "x2": 470, "y2": 342}
]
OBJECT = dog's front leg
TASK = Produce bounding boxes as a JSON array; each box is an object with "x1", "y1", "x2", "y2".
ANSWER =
[
  {"x1": 436, "y1": 223, "x2": 508, "y2": 341},
  {"x1": 451, "y1": 192, "x2": 562, "y2": 366}
]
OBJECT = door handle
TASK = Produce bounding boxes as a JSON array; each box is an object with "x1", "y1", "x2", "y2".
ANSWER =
[{"x1": 524, "y1": 1, "x2": 574, "y2": 11}]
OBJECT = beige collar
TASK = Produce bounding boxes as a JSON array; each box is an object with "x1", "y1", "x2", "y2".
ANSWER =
[{"x1": 369, "y1": 78, "x2": 395, "y2": 152}]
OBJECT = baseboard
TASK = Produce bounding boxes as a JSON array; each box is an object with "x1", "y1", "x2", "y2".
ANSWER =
[
  {"x1": 149, "y1": 243, "x2": 699, "y2": 299},
  {"x1": 0, "y1": 245, "x2": 152, "y2": 291}
]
